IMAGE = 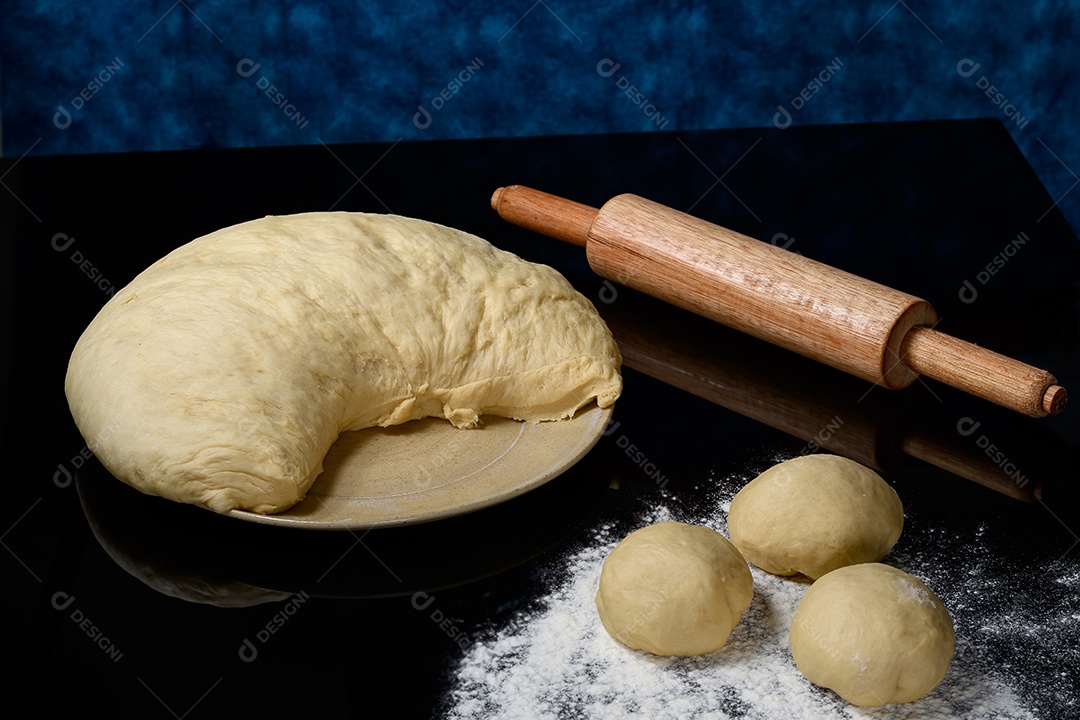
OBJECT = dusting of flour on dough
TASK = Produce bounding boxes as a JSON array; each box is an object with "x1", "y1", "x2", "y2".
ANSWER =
[
  {"x1": 440, "y1": 459, "x2": 1072, "y2": 719},
  {"x1": 895, "y1": 577, "x2": 936, "y2": 607}
]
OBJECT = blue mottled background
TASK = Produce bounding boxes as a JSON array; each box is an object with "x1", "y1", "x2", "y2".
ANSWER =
[{"x1": 2, "y1": 1, "x2": 1078, "y2": 233}]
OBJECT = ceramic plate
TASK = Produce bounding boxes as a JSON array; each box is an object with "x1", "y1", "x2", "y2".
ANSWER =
[{"x1": 227, "y1": 404, "x2": 612, "y2": 529}]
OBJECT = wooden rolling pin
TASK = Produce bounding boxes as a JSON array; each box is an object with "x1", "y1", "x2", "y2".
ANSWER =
[{"x1": 490, "y1": 185, "x2": 1067, "y2": 418}]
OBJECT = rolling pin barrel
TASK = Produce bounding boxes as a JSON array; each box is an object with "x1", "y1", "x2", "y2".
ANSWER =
[
  {"x1": 587, "y1": 193, "x2": 936, "y2": 390},
  {"x1": 490, "y1": 185, "x2": 1066, "y2": 417}
]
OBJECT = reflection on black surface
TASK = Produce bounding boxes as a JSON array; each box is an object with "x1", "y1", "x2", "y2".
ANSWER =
[
  {"x1": 594, "y1": 281, "x2": 1079, "y2": 504},
  {"x1": 76, "y1": 439, "x2": 610, "y2": 603},
  {"x1": 5, "y1": 119, "x2": 1079, "y2": 718}
]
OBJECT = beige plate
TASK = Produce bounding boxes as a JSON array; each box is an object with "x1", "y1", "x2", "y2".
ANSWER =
[{"x1": 227, "y1": 404, "x2": 612, "y2": 530}]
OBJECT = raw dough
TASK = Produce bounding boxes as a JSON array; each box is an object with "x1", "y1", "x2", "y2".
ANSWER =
[
  {"x1": 65, "y1": 212, "x2": 622, "y2": 514},
  {"x1": 595, "y1": 521, "x2": 753, "y2": 656},
  {"x1": 727, "y1": 454, "x2": 903, "y2": 580},
  {"x1": 789, "y1": 562, "x2": 955, "y2": 706}
]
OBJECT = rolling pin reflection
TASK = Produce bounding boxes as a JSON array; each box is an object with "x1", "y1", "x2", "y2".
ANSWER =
[{"x1": 597, "y1": 286, "x2": 1045, "y2": 502}]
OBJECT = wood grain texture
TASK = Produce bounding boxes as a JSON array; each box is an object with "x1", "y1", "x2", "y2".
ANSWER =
[
  {"x1": 490, "y1": 185, "x2": 595, "y2": 248},
  {"x1": 587, "y1": 194, "x2": 936, "y2": 389},
  {"x1": 899, "y1": 326, "x2": 1064, "y2": 417},
  {"x1": 490, "y1": 185, "x2": 1067, "y2": 418}
]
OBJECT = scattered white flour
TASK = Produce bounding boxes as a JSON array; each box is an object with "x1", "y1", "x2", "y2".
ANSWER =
[{"x1": 441, "y1": 456, "x2": 1075, "y2": 719}]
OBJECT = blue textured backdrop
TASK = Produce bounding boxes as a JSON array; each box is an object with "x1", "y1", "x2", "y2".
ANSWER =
[{"x1": 2, "y1": 1, "x2": 1078, "y2": 234}]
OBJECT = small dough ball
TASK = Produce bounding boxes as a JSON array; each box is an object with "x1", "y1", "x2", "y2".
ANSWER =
[
  {"x1": 789, "y1": 563, "x2": 955, "y2": 706},
  {"x1": 595, "y1": 521, "x2": 753, "y2": 656},
  {"x1": 728, "y1": 454, "x2": 903, "y2": 580}
]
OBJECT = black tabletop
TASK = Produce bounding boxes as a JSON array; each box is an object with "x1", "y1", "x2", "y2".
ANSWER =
[{"x1": 2, "y1": 119, "x2": 1078, "y2": 718}]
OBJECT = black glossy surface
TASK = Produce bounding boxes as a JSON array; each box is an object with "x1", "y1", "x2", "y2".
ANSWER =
[{"x1": 2, "y1": 119, "x2": 1078, "y2": 718}]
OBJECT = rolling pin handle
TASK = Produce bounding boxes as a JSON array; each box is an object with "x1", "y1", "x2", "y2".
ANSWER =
[
  {"x1": 491, "y1": 185, "x2": 597, "y2": 248},
  {"x1": 899, "y1": 325, "x2": 1065, "y2": 418}
]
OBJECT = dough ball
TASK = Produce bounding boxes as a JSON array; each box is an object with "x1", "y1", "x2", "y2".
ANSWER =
[
  {"x1": 789, "y1": 563, "x2": 955, "y2": 706},
  {"x1": 727, "y1": 454, "x2": 903, "y2": 580},
  {"x1": 595, "y1": 521, "x2": 753, "y2": 656}
]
